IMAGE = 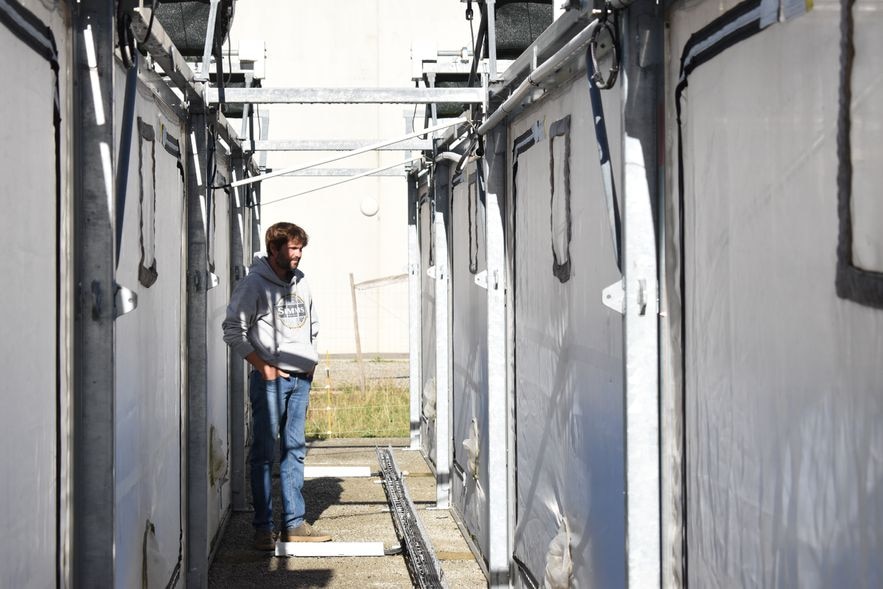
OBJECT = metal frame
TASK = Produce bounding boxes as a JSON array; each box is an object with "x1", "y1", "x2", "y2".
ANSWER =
[
  {"x1": 433, "y1": 162, "x2": 452, "y2": 510},
  {"x1": 205, "y1": 86, "x2": 485, "y2": 105},
  {"x1": 195, "y1": 0, "x2": 221, "y2": 82},
  {"x1": 247, "y1": 139, "x2": 432, "y2": 152},
  {"x1": 185, "y1": 110, "x2": 210, "y2": 588},
  {"x1": 131, "y1": 8, "x2": 252, "y2": 174},
  {"x1": 482, "y1": 125, "x2": 510, "y2": 588},
  {"x1": 72, "y1": 1, "x2": 116, "y2": 585},
  {"x1": 408, "y1": 177, "x2": 423, "y2": 450},
  {"x1": 620, "y1": 6, "x2": 662, "y2": 588},
  {"x1": 229, "y1": 155, "x2": 248, "y2": 513}
]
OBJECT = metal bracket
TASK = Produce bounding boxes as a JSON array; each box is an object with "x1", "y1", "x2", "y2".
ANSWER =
[
  {"x1": 207, "y1": 272, "x2": 220, "y2": 290},
  {"x1": 602, "y1": 279, "x2": 624, "y2": 314},
  {"x1": 114, "y1": 282, "x2": 138, "y2": 319},
  {"x1": 427, "y1": 265, "x2": 444, "y2": 280},
  {"x1": 474, "y1": 270, "x2": 488, "y2": 290}
]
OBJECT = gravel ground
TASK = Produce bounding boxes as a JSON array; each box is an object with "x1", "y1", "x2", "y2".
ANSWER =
[{"x1": 313, "y1": 358, "x2": 410, "y2": 391}]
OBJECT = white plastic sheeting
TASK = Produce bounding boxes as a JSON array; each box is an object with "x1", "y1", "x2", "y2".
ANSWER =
[
  {"x1": 510, "y1": 78, "x2": 625, "y2": 587},
  {"x1": 450, "y1": 167, "x2": 490, "y2": 556},
  {"x1": 0, "y1": 14, "x2": 60, "y2": 589},
  {"x1": 667, "y1": 0, "x2": 883, "y2": 585},
  {"x1": 113, "y1": 65, "x2": 185, "y2": 588},
  {"x1": 206, "y1": 169, "x2": 232, "y2": 547},
  {"x1": 419, "y1": 192, "x2": 438, "y2": 464}
]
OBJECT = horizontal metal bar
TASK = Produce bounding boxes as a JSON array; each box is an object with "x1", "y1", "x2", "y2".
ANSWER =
[
  {"x1": 274, "y1": 542, "x2": 385, "y2": 557},
  {"x1": 248, "y1": 139, "x2": 432, "y2": 152},
  {"x1": 206, "y1": 87, "x2": 486, "y2": 105},
  {"x1": 261, "y1": 157, "x2": 421, "y2": 206},
  {"x1": 231, "y1": 118, "x2": 465, "y2": 188},
  {"x1": 279, "y1": 168, "x2": 406, "y2": 177}
]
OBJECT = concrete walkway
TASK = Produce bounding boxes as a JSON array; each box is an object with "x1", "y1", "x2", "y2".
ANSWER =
[{"x1": 208, "y1": 439, "x2": 486, "y2": 588}]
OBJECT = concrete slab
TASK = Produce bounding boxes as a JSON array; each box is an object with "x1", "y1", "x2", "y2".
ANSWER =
[{"x1": 208, "y1": 442, "x2": 487, "y2": 588}]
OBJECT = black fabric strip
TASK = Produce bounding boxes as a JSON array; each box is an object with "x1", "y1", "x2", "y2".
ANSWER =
[
  {"x1": 0, "y1": 0, "x2": 57, "y2": 69},
  {"x1": 468, "y1": 173, "x2": 478, "y2": 274},
  {"x1": 137, "y1": 119, "x2": 158, "y2": 288},
  {"x1": 1, "y1": 2, "x2": 61, "y2": 586},
  {"x1": 548, "y1": 115, "x2": 572, "y2": 283},
  {"x1": 835, "y1": 0, "x2": 883, "y2": 308},
  {"x1": 116, "y1": 55, "x2": 139, "y2": 269},
  {"x1": 585, "y1": 45, "x2": 623, "y2": 273},
  {"x1": 673, "y1": 1, "x2": 765, "y2": 582}
]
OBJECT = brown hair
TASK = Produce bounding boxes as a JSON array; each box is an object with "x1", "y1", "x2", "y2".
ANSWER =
[{"x1": 265, "y1": 222, "x2": 309, "y2": 254}]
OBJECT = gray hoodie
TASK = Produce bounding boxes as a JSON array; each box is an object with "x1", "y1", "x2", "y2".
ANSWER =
[{"x1": 222, "y1": 254, "x2": 319, "y2": 373}]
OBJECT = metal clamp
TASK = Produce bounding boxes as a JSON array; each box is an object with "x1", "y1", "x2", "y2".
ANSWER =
[{"x1": 590, "y1": 17, "x2": 619, "y2": 89}]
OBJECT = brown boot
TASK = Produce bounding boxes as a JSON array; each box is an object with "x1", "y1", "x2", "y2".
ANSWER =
[
  {"x1": 281, "y1": 522, "x2": 332, "y2": 542},
  {"x1": 253, "y1": 528, "x2": 276, "y2": 551}
]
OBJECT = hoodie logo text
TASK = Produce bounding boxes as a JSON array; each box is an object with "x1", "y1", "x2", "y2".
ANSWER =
[{"x1": 276, "y1": 293, "x2": 307, "y2": 329}]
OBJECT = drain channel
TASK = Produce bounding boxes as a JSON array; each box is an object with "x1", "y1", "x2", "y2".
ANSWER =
[{"x1": 376, "y1": 447, "x2": 448, "y2": 589}]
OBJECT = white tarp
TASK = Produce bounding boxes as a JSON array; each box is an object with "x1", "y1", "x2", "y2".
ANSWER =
[
  {"x1": 419, "y1": 191, "x2": 437, "y2": 463},
  {"x1": 206, "y1": 164, "x2": 232, "y2": 548},
  {"x1": 0, "y1": 14, "x2": 59, "y2": 589},
  {"x1": 667, "y1": 0, "x2": 883, "y2": 585},
  {"x1": 114, "y1": 65, "x2": 185, "y2": 589},
  {"x1": 450, "y1": 165, "x2": 490, "y2": 556},
  {"x1": 510, "y1": 77, "x2": 625, "y2": 587}
]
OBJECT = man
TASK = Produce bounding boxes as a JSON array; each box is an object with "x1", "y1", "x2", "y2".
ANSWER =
[{"x1": 223, "y1": 222, "x2": 332, "y2": 550}]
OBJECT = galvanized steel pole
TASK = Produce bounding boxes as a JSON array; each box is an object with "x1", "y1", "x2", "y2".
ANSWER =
[
  {"x1": 72, "y1": 1, "x2": 116, "y2": 585},
  {"x1": 433, "y1": 162, "x2": 452, "y2": 510},
  {"x1": 483, "y1": 125, "x2": 511, "y2": 588},
  {"x1": 408, "y1": 176, "x2": 423, "y2": 450},
  {"x1": 185, "y1": 111, "x2": 210, "y2": 588},
  {"x1": 229, "y1": 156, "x2": 248, "y2": 513},
  {"x1": 620, "y1": 4, "x2": 663, "y2": 587}
]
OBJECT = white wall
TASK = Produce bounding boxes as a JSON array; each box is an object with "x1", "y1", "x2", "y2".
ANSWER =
[{"x1": 229, "y1": 0, "x2": 473, "y2": 355}]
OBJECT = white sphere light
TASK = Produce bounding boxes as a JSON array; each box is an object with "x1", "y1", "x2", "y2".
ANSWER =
[{"x1": 360, "y1": 196, "x2": 379, "y2": 217}]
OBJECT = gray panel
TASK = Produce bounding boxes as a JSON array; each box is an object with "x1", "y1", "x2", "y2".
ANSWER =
[
  {"x1": 511, "y1": 79, "x2": 625, "y2": 588},
  {"x1": 113, "y1": 82, "x2": 186, "y2": 588},
  {"x1": 668, "y1": 1, "x2": 883, "y2": 585},
  {"x1": 450, "y1": 164, "x2": 490, "y2": 556},
  {"x1": 0, "y1": 22, "x2": 58, "y2": 589},
  {"x1": 420, "y1": 193, "x2": 438, "y2": 464}
]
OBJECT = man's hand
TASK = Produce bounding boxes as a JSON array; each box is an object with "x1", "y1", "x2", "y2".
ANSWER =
[
  {"x1": 260, "y1": 364, "x2": 290, "y2": 381},
  {"x1": 247, "y1": 352, "x2": 290, "y2": 381}
]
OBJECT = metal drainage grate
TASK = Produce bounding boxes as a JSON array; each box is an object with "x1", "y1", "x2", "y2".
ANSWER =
[{"x1": 376, "y1": 447, "x2": 448, "y2": 589}]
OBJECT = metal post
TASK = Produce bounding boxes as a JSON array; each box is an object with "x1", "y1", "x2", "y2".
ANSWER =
[
  {"x1": 620, "y1": 5, "x2": 662, "y2": 588},
  {"x1": 229, "y1": 154, "x2": 247, "y2": 512},
  {"x1": 486, "y1": 0, "x2": 498, "y2": 80},
  {"x1": 483, "y1": 126, "x2": 510, "y2": 587},
  {"x1": 185, "y1": 111, "x2": 210, "y2": 588},
  {"x1": 433, "y1": 163, "x2": 452, "y2": 509},
  {"x1": 196, "y1": 0, "x2": 220, "y2": 82},
  {"x1": 348, "y1": 273, "x2": 367, "y2": 394},
  {"x1": 72, "y1": 1, "x2": 115, "y2": 586},
  {"x1": 408, "y1": 175, "x2": 422, "y2": 450}
]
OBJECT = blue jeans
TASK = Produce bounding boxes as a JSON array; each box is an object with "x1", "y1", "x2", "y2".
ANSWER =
[{"x1": 249, "y1": 371, "x2": 312, "y2": 531}]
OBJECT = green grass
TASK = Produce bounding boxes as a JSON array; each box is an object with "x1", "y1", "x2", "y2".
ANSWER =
[{"x1": 306, "y1": 383, "x2": 409, "y2": 439}]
